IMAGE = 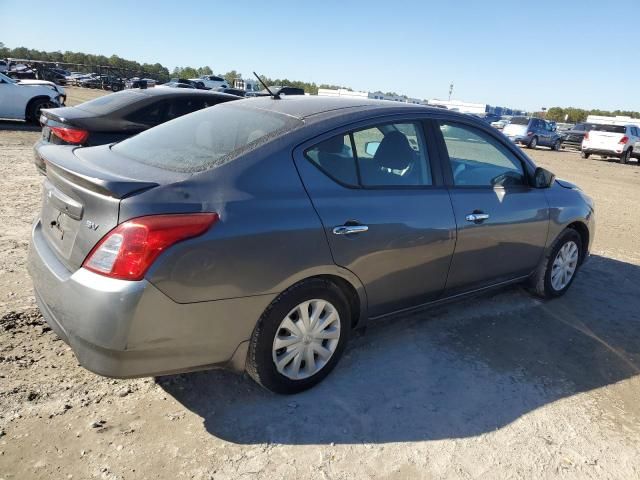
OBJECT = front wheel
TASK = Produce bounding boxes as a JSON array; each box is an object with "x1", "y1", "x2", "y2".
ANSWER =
[
  {"x1": 552, "y1": 140, "x2": 561, "y2": 151},
  {"x1": 527, "y1": 136, "x2": 538, "y2": 149},
  {"x1": 528, "y1": 229, "x2": 582, "y2": 299},
  {"x1": 28, "y1": 98, "x2": 56, "y2": 124},
  {"x1": 246, "y1": 278, "x2": 350, "y2": 394}
]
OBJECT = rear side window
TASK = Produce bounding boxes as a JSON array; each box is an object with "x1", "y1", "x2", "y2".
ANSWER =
[
  {"x1": 127, "y1": 100, "x2": 168, "y2": 125},
  {"x1": 510, "y1": 117, "x2": 529, "y2": 125},
  {"x1": 305, "y1": 122, "x2": 432, "y2": 187},
  {"x1": 112, "y1": 103, "x2": 302, "y2": 172}
]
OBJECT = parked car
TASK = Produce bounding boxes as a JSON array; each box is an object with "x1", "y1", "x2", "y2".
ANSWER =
[
  {"x1": 158, "y1": 81, "x2": 196, "y2": 89},
  {"x1": 126, "y1": 77, "x2": 157, "y2": 89},
  {"x1": 581, "y1": 124, "x2": 640, "y2": 164},
  {"x1": 29, "y1": 97, "x2": 594, "y2": 394},
  {"x1": 190, "y1": 75, "x2": 228, "y2": 90},
  {"x1": 503, "y1": 117, "x2": 562, "y2": 150},
  {"x1": 490, "y1": 118, "x2": 510, "y2": 130},
  {"x1": 0, "y1": 72, "x2": 66, "y2": 123},
  {"x1": 256, "y1": 85, "x2": 306, "y2": 97},
  {"x1": 0, "y1": 60, "x2": 8, "y2": 73},
  {"x1": 216, "y1": 87, "x2": 246, "y2": 97},
  {"x1": 34, "y1": 88, "x2": 239, "y2": 172},
  {"x1": 560, "y1": 123, "x2": 597, "y2": 150}
]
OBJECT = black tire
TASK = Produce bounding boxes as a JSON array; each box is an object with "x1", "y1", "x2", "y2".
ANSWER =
[
  {"x1": 246, "y1": 278, "x2": 351, "y2": 394},
  {"x1": 581, "y1": 151, "x2": 590, "y2": 159},
  {"x1": 528, "y1": 228, "x2": 582, "y2": 299},
  {"x1": 27, "y1": 98, "x2": 55, "y2": 124},
  {"x1": 527, "y1": 136, "x2": 538, "y2": 149},
  {"x1": 552, "y1": 140, "x2": 561, "y2": 151},
  {"x1": 620, "y1": 149, "x2": 630, "y2": 164}
]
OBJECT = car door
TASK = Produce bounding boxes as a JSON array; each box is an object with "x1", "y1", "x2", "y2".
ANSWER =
[
  {"x1": 293, "y1": 118, "x2": 457, "y2": 318},
  {"x1": 434, "y1": 119, "x2": 549, "y2": 295},
  {"x1": 0, "y1": 76, "x2": 25, "y2": 119}
]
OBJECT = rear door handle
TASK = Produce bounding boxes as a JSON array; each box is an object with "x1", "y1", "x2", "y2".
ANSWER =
[
  {"x1": 332, "y1": 225, "x2": 369, "y2": 235},
  {"x1": 465, "y1": 213, "x2": 490, "y2": 223}
]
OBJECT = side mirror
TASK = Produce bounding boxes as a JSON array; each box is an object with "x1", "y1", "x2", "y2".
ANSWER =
[
  {"x1": 533, "y1": 167, "x2": 555, "y2": 188},
  {"x1": 364, "y1": 141, "x2": 380, "y2": 156}
]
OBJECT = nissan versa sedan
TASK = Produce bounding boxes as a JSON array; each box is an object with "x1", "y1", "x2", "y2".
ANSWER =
[{"x1": 28, "y1": 96, "x2": 595, "y2": 394}]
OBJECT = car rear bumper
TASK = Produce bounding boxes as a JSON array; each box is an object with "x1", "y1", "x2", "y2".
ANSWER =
[
  {"x1": 582, "y1": 147, "x2": 623, "y2": 157},
  {"x1": 28, "y1": 219, "x2": 273, "y2": 378}
]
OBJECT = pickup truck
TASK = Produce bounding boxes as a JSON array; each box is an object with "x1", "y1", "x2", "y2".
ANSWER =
[{"x1": 581, "y1": 124, "x2": 640, "y2": 164}]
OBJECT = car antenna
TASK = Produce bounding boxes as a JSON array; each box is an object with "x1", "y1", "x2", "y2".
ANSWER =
[{"x1": 253, "y1": 71, "x2": 280, "y2": 100}]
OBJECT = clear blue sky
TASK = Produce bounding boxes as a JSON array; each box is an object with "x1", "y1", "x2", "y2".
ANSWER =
[{"x1": 1, "y1": 0, "x2": 638, "y2": 111}]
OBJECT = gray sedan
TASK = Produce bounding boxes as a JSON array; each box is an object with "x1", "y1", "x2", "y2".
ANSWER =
[{"x1": 28, "y1": 96, "x2": 595, "y2": 394}]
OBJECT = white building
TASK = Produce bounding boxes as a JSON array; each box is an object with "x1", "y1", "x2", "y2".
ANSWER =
[
  {"x1": 317, "y1": 88, "x2": 425, "y2": 105},
  {"x1": 586, "y1": 115, "x2": 640, "y2": 127}
]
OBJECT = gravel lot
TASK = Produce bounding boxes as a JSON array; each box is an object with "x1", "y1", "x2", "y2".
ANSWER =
[{"x1": 1, "y1": 88, "x2": 639, "y2": 479}]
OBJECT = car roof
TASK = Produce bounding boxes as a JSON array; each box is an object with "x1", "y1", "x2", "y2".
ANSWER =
[
  {"x1": 131, "y1": 88, "x2": 240, "y2": 100},
  {"x1": 236, "y1": 95, "x2": 438, "y2": 121}
]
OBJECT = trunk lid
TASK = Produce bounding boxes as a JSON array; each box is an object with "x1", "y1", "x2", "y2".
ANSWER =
[
  {"x1": 587, "y1": 130, "x2": 624, "y2": 148},
  {"x1": 36, "y1": 144, "x2": 176, "y2": 271}
]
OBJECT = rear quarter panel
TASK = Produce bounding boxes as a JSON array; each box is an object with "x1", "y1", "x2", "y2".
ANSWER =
[{"x1": 122, "y1": 142, "x2": 361, "y2": 305}]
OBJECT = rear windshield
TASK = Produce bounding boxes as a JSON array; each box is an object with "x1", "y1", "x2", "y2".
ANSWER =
[
  {"x1": 592, "y1": 124, "x2": 626, "y2": 133},
  {"x1": 112, "y1": 102, "x2": 303, "y2": 172},
  {"x1": 74, "y1": 90, "x2": 146, "y2": 114},
  {"x1": 510, "y1": 117, "x2": 529, "y2": 125}
]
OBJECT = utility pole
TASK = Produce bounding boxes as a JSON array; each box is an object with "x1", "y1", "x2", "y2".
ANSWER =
[{"x1": 448, "y1": 82, "x2": 454, "y2": 101}]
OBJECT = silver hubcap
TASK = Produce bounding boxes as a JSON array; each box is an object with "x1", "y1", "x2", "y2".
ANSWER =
[
  {"x1": 272, "y1": 299, "x2": 341, "y2": 380},
  {"x1": 551, "y1": 241, "x2": 579, "y2": 291}
]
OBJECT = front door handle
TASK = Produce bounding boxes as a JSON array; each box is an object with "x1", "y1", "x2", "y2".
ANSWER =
[
  {"x1": 465, "y1": 213, "x2": 490, "y2": 223},
  {"x1": 332, "y1": 225, "x2": 369, "y2": 235}
]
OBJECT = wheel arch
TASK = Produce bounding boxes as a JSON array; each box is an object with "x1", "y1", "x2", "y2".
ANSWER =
[
  {"x1": 566, "y1": 220, "x2": 590, "y2": 264},
  {"x1": 24, "y1": 95, "x2": 54, "y2": 121}
]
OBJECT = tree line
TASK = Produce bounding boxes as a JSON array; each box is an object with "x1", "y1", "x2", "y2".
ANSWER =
[
  {"x1": 543, "y1": 106, "x2": 640, "y2": 123},
  {"x1": 1, "y1": 43, "x2": 349, "y2": 93}
]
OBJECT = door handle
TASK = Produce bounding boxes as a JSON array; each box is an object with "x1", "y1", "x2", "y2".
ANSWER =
[
  {"x1": 465, "y1": 213, "x2": 490, "y2": 223},
  {"x1": 332, "y1": 225, "x2": 369, "y2": 235}
]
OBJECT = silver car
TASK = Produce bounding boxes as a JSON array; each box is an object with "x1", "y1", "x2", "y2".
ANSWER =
[{"x1": 28, "y1": 96, "x2": 595, "y2": 394}]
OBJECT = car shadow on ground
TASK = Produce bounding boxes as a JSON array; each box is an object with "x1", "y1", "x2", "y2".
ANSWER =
[
  {"x1": 0, "y1": 121, "x2": 40, "y2": 132},
  {"x1": 158, "y1": 255, "x2": 640, "y2": 444}
]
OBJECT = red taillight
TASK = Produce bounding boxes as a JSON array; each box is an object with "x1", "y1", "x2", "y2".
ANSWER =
[
  {"x1": 50, "y1": 126, "x2": 89, "y2": 144},
  {"x1": 83, "y1": 213, "x2": 219, "y2": 281},
  {"x1": 527, "y1": 131, "x2": 533, "y2": 136},
  {"x1": 584, "y1": 132, "x2": 589, "y2": 140},
  {"x1": 619, "y1": 136, "x2": 629, "y2": 144}
]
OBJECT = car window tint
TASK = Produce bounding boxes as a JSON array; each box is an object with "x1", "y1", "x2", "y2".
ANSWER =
[
  {"x1": 127, "y1": 100, "x2": 168, "y2": 125},
  {"x1": 166, "y1": 98, "x2": 210, "y2": 121},
  {"x1": 305, "y1": 134, "x2": 358, "y2": 186},
  {"x1": 352, "y1": 123, "x2": 432, "y2": 186},
  {"x1": 574, "y1": 124, "x2": 584, "y2": 131},
  {"x1": 439, "y1": 122, "x2": 525, "y2": 187}
]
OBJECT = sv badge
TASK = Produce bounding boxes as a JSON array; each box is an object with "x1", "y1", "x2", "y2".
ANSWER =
[{"x1": 86, "y1": 220, "x2": 100, "y2": 231}]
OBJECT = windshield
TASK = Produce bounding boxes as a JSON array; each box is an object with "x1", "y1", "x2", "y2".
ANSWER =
[
  {"x1": 112, "y1": 102, "x2": 303, "y2": 172},
  {"x1": 593, "y1": 124, "x2": 626, "y2": 133},
  {"x1": 0, "y1": 72, "x2": 17, "y2": 84}
]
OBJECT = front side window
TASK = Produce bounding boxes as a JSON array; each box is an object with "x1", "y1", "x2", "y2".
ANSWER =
[
  {"x1": 439, "y1": 122, "x2": 526, "y2": 187},
  {"x1": 304, "y1": 122, "x2": 432, "y2": 188}
]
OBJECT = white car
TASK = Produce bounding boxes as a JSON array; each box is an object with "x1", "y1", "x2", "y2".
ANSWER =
[
  {"x1": 189, "y1": 75, "x2": 228, "y2": 90},
  {"x1": 491, "y1": 119, "x2": 509, "y2": 130},
  {"x1": 581, "y1": 124, "x2": 640, "y2": 164},
  {"x1": 0, "y1": 72, "x2": 66, "y2": 123}
]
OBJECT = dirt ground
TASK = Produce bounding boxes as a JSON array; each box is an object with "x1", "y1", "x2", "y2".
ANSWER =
[{"x1": 1, "y1": 88, "x2": 640, "y2": 479}]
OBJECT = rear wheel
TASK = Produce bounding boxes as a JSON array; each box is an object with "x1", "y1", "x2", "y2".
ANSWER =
[
  {"x1": 27, "y1": 98, "x2": 56, "y2": 124},
  {"x1": 621, "y1": 149, "x2": 631, "y2": 164},
  {"x1": 528, "y1": 229, "x2": 582, "y2": 299},
  {"x1": 581, "y1": 151, "x2": 590, "y2": 159},
  {"x1": 527, "y1": 136, "x2": 538, "y2": 149},
  {"x1": 246, "y1": 278, "x2": 350, "y2": 394}
]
